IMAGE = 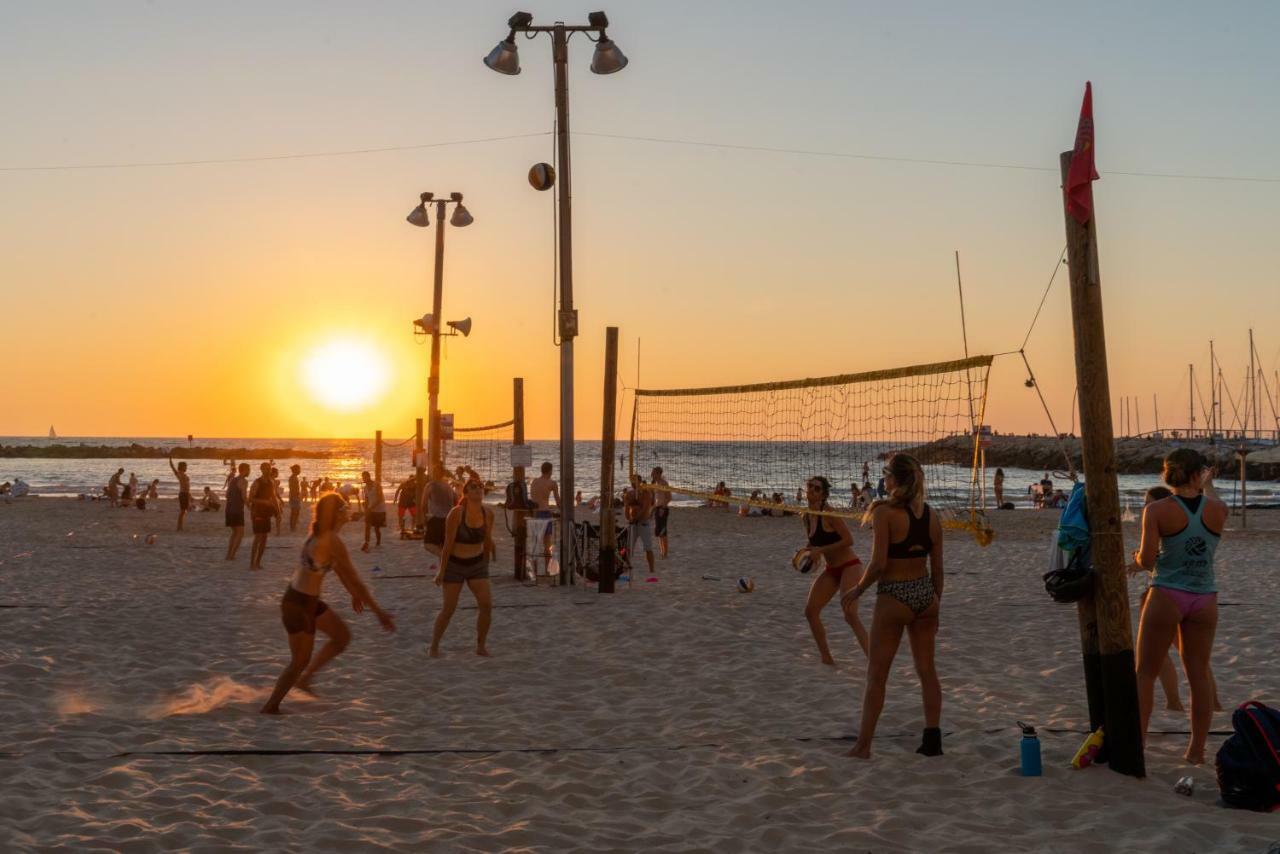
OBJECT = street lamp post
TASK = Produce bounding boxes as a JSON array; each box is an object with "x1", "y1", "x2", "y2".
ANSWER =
[
  {"x1": 407, "y1": 192, "x2": 474, "y2": 473},
  {"x1": 486, "y1": 10, "x2": 627, "y2": 585}
]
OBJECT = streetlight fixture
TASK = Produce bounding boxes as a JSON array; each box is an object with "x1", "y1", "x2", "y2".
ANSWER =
[
  {"x1": 485, "y1": 10, "x2": 627, "y2": 585},
  {"x1": 406, "y1": 190, "x2": 474, "y2": 473}
]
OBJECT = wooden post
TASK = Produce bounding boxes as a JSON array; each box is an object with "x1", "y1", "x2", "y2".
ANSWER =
[
  {"x1": 1237, "y1": 447, "x2": 1249, "y2": 529},
  {"x1": 513, "y1": 378, "x2": 528, "y2": 580},
  {"x1": 599, "y1": 327, "x2": 619, "y2": 593},
  {"x1": 374, "y1": 430, "x2": 383, "y2": 490},
  {"x1": 413, "y1": 417, "x2": 426, "y2": 523},
  {"x1": 1061, "y1": 150, "x2": 1145, "y2": 778}
]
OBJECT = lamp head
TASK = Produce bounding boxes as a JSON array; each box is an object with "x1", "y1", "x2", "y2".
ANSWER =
[
  {"x1": 414, "y1": 313, "x2": 435, "y2": 333},
  {"x1": 590, "y1": 36, "x2": 628, "y2": 74},
  {"x1": 406, "y1": 203, "x2": 429, "y2": 227},
  {"x1": 587, "y1": 11, "x2": 609, "y2": 27},
  {"x1": 484, "y1": 35, "x2": 521, "y2": 75},
  {"x1": 449, "y1": 203, "x2": 473, "y2": 227},
  {"x1": 447, "y1": 317, "x2": 473, "y2": 338}
]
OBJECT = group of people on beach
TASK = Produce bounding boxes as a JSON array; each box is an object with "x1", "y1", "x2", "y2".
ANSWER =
[{"x1": 794, "y1": 447, "x2": 1228, "y2": 764}]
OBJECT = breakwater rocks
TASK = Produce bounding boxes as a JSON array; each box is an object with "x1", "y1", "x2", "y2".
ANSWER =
[
  {"x1": 904, "y1": 435, "x2": 1280, "y2": 480},
  {"x1": 0, "y1": 443, "x2": 331, "y2": 460}
]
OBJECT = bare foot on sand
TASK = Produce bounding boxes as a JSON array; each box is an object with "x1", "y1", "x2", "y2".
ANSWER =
[
  {"x1": 821, "y1": 655, "x2": 836, "y2": 666},
  {"x1": 429, "y1": 646, "x2": 440, "y2": 658},
  {"x1": 1165, "y1": 699, "x2": 1185, "y2": 712},
  {"x1": 260, "y1": 705, "x2": 282, "y2": 715},
  {"x1": 845, "y1": 741, "x2": 871, "y2": 759},
  {"x1": 476, "y1": 647, "x2": 491, "y2": 657},
  {"x1": 1183, "y1": 748, "x2": 1205, "y2": 765}
]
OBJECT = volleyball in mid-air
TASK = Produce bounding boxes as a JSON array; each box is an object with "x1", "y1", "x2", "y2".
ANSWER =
[
  {"x1": 737, "y1": 576, "x2": 755, "y2": 593},
  {"x1": 528, "y1": 162, "x2": 555, "y2": 191}
]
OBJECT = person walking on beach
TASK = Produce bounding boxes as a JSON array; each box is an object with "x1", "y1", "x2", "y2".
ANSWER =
[
  {"x1": 625, "y1": 473, "x2": 657, "y2": 577},
  {"x1": 225, "y1": 463, "x2": 250, "y2": 560},
  {"x1": 393, "y1": 472, "x2": 416, "y2": 536},
  {"x1": 651, "y1": 466, "x2": 671, "y2": 559},
  {"x1": 270, "y1": 466, "x2": 283, "y2": 535},
  {"x1": 993, "y1": 468, "x2": 1005, "y2": 508},
  {"x1": 422, "y1": 464, "x2": 457, "y2": 558},
  {"x1": 530, "y1": 461, "x2": 560, "y2": 566},
  {"x1": 107, "y1": 467, "x2": 124, "y2": 507},
  {"x1": 169, "y1": 457, "x2": 191, "y2": 530},
  {"x1": 360, "y1": 470, "x2": 386, "y2": 552},
  {"x1": 248, "y1": 462, "x2": 279, "y2": 570},
  {"x1": 798, "y1": 476, "x2": 869, "y2": 666},
  {"x1": 845, "y1": 454, "x2": 945, "y2": 759},
  {"x1": 260, "y1": 492, "x2": 396, "y2": 714},
  {"x1": 286, "y1": 465, "x2": 303, "y2": 532},
  {"x1": 1131, "y1": 449, "x2": 1227, "y2": 764},
  {"x1": 430, "y1": 479, "x2": 496, "y2": 658}
]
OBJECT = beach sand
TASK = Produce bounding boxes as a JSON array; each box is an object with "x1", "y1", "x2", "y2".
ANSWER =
[{"x1": 1, "y1": 497, "x2": 1277, "y2": 852}]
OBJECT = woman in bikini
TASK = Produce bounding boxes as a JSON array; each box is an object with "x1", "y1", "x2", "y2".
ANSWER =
[
  {"x1": 1131, "y1": 448, "x2": 1227, "y2": 764},
  {"x1": 799, "y1": 476, "x2": 869, "y2": 666},
  {"x1": 260, "y1": 492, "x2": 396, "y2": 714},
  {"x1": 429, "y1": 479, "x2": 497, "y2": 658},
  {"x1": 845, "y1": 453, "x2": 945, "y2": 759}
]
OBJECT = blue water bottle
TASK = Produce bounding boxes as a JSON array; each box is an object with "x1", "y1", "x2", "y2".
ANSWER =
[{"x1": 1018, "y1": 721, "x2": 1042, "y2": 777}]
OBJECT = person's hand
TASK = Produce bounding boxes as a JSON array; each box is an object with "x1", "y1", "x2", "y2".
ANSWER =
[
  {"x1": 1200, "y1": 466, "x2": 1216, "y2": 489},
  {"x1": 376, "y1": 609, "x2": 396, "y2": 633},
  {"x1": 433, "y1": 571, "x2": 444, "y2": 587},
  {"x1": 351, "y1": 595, "x2": 365, "y2": 613}
]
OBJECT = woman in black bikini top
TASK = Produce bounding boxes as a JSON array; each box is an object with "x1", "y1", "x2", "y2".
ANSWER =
[
  {"x1": 799, "y1": 476, "x2": 869, "y2": 666},
  {"x1": 844, "y1": 453, "x2": 945, "y2": 761},
  {"x1": 430, "y1": 479, "x2": 497, "y2": 659}
]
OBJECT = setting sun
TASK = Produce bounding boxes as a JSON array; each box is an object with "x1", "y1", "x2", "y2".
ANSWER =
[{"x1": 300, "y1": 339, "x2": 391, "y2": 412}]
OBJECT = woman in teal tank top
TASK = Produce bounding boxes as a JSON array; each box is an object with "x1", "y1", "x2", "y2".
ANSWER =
[{"x1": 1131, "y1": 449, "x2": 1228, "y2": 765}]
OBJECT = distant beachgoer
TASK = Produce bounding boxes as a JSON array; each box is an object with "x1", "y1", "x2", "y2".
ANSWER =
[
  {"x1": 738, "y1": 489, "x2": 765, "y2": 517},
  {"x1": 270, "y1": 467, "x2": 283, "y2": 535},
  {"x1": 320, "y1": 477, "x2": 333, "y2": 495},
  {"x1": 861, "y1": 461, "x2": 871, "y2": 483},
  {"x1": 875, "y1": 476, "x2": 886, "y2": 498},
  {"x1": 260, "y1": 493, "x2": 396, "y2": 714},
  {"x1": 169, "y1": 457, "x2": 191, "y2": 530},
  {"x1": 846, "y1": 453, "x2": 944, "y2": 759},
  {"x1": 1039, "y1": 473, "x2": 1054, "y2": 508},
  {"x1": 201, "y1": 486, "x2": 221, "y2": 511},
  {"x1": 860, "y1": 482, "x2": 875, "y2": 508},
  {"x1": 625, "y1": 473, "x2": 656, "y2": 576},
  {"x1": 423, "y1": 464, "x2": 457, "y2": 557},
  {"x1": 651, "y1": 466, "x2": 671, "y2": 559},
  {"x1": 1131, "y1": 449, "x2": 1226, "y2": 764},
  {"x1": 800, "y1": 476, "x2": 868, "y2": 666},
  {"x1": 107, "y1": 468, "x2": 124, "y2": 506},
  {"x1": 311, "y1": 479, "x2": 320, "y2": 501},
  {"x1": 225, "y1": 463, "x2": 250, "y2": 560},
  {"x1": 360, "y1": 470, "x2": 386, "y2": 552},
  {"x1": 993, "y1": 468, "x2": 1005, "y2": 507},
  {"x1": 288, "y1": 465, "x2": 303, "y2": 533},
  {"x1": 711, "y1": 481, "x2": 730, "y2": 508},
  {"x1": 337, "y1": 481, "x2": 356, "y2": 503},
  {"x1": 393, "y1": 473, "x2": 416, "y2": 535},
  {"x1": 430, "y1": 479, "x2": 496, "y2": 658},
  {"x1": 299, "y1": 476, "x2": 310, "y2": 503},
  {"x1": 530, "y1": 461, "x2": 560, "y2": 566},
  {"x1": 123, "y1": 472, "x2": 137, "y2": 504},
  {"x1": 248, "y1": 462, "x2": 278, "y2": 570}
]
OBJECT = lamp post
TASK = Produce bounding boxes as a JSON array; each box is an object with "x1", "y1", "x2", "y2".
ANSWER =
[
  {"x1": 485, "y1": 10, "x2": 627, "y2": 584},
  {"x1": 407, "y1": 192, "x2": 474, "y2": 473}
]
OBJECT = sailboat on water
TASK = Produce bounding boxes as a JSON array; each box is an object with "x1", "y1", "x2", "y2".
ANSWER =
[{"x1": 48, "y1": 425, "x2": 57, "y2": 440}]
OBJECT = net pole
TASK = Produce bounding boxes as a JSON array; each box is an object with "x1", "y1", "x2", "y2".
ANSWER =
[
  {"x1": 599, "y1": 328, "x2": 619, "y2": 593},
  {"x1": 955, "y1": 250, "x2": 976, "y2": 433},
  {"x1": 513, "y1": 378, "x2": 528, "y2": 580},
  {"x1": 375, "y1": 430, "x2": 382, "y2": 489},
  {"x1": 1061, "y1": 148, "x2": 1144, "y2": 778}
]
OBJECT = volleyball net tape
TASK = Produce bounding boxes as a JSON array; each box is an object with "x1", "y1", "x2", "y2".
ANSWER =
[
  {"x1": 445, "y1": 419, "x2": 515, "y2": 486},
  {"x1": 629, "y1": 355, "x2": 994, "y2": 540}
]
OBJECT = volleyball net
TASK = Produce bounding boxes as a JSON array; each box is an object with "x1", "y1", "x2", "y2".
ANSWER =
[
  {"x1": 444, "y1": 419, "x2": 515, "y2": 486},
  {"x1": 629, "y1": 355, "x2": 994, "y2": 538}
]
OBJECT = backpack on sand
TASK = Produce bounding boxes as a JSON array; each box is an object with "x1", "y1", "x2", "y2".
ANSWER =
[{"x1": 1216, "y1": 701, "x2": 1280, "y2": 812}]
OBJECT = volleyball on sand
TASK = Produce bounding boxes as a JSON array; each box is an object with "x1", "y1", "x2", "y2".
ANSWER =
[{"x1": 737, "y1": 577, "x2": 755, "y2": 593}]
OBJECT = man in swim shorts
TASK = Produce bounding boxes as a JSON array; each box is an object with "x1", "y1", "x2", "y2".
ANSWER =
[
  {"x1": 288, "y1": 464, "x2": 303, "y2": 532},
  {"x1": 169, "y1": 456, "x2": 191, "y2": 531},
  {"x1": 530, "y1": 461, "x2": 560, "y2": 567},
  {"x1": 626, "y1": 473, "x2": 656, "y2": 576},
  {"x1": 361, "y1": 469, "x2": 387, "y2": 551},
  {"x1": 422, "y1": 463, "x2": 457, "y2": 557},
  {"x1": 651, "y1": 466, "x2": 671, "y2": 559}
]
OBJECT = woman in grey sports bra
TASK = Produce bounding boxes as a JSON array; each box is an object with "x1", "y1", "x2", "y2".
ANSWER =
[
  {"x1": 430, "y1": 479, "x2": 497, "y2": 658},
  {"x1": 260, "y1": 493, "x2": 396, "y2": 714},
  {"x1": 843, "y1": 453, "x2": 946, "y2": 760}
]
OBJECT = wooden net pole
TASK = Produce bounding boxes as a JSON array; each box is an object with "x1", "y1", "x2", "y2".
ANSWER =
[
  {"x1": 1060, "y1": 149, "x2": 1145, "y2": 778},
  {"x1": 374, "y1": 430, "x2": 382, "y2": 489},
  {"x1": 599, "y1": 327, "x2": 619, "y2": 593},
  {"x1": 513, "y1": 378, "x2": 528, "y2": 580}
]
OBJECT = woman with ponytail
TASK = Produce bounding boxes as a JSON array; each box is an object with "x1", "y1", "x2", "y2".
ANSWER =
[
  {"x1": 798, "y1": 476, "x2": 868, "y2": 665},
  {"x1": 845, "y1": 453, "x2": 945, "y2": 759},
  {"x1": 261, "y1": 492, "x2": 396, "y2": 714}
]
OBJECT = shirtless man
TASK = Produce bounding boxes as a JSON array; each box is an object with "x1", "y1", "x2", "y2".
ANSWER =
[
  {"x1": 625, "y1": 473, "x2": 656, "y2": 576},
  {"x1": 225, "y1": 463, "x2": 250, "y2": 560},
  {"x1": 169, "y1": 457, "x2": 191, "y2": 530},
  {"x1": 360, "y1": 470, "x2": 387, "y2": 552},
  {"x1": 651, "y1": 466, "x2": 671, "y2": 559},
  {"x1": 248, "y1": 462, "x2": 279, "y2": 570},
  {"x1": 530, "y1": 461, "x2": 560, "y2": 565},
  {"x1": 287, "y1": 465, "x2": 303, "y2": 532}
]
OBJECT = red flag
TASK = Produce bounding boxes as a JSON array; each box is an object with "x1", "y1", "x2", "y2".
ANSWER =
[{"x1": 1065, "y1": 82, "x2": 1099, "y2": 224}]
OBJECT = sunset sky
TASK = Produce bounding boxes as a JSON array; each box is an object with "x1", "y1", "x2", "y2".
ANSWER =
[{"x1": 3, "y1": 1, "x2": 1278, "y2": 440}]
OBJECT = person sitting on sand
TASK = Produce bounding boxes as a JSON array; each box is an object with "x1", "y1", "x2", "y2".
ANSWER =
[
  {"x1": 200, "y1": 486, "x2": 221, "y2": 511},
  {"x1": 430, "y1": 478, "x2": 496, "y2": 658},
  {"x1": 260, "y1": 492, "x2": 396, "y2": 714},
  {"x1": 799, "y1": 475, "x2": 869, "y2": 666},
  {"x1": 845, "y1": 453, "x2": 945, "y2": 759},
  {"x1": 1130, "y1": 449, "x2": 1227, "y2": 765}
]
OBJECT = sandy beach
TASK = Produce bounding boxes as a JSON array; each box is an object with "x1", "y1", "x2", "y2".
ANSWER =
[{"x1": 2, "y1": 497, "x2": 1277, "y2": 852}]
